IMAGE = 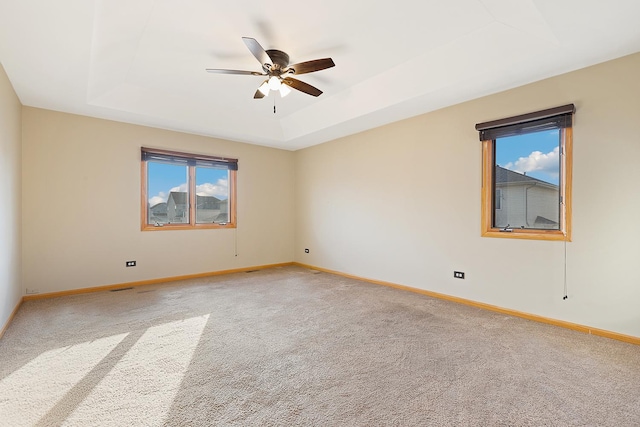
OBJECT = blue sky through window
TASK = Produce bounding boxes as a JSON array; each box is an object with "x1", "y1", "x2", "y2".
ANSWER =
[
  {"x1": 148, "y1": 162, "x2": 228, "y2": 207},
  {"x1": 495, "y1": 129, "x2": 560, "y2": 185}
]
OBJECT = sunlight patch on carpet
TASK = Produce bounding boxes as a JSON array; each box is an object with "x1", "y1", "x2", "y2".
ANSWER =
[
  {"x1": 63, "y1": 314, "x2": 210, "y2": 426},
  {"x1": 0, "y1": 333, "x2": 128, "y2": 426}
]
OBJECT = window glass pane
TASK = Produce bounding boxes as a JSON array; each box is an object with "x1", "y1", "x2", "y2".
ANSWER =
[
  {"x1": 494, "y1": 130, "x2": 560, "y2": 230},
  {"x1": 195, "y1": 166, "x2": 229, "y2": 224},
  {"x1": 147, "y1": 162, "x2": 189, "y2": 224}
]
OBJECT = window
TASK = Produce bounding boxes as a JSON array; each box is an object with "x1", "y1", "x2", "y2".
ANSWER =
[
  {"x1": 495, "y1": 188, "x2": 502, "y2": 210},
  {"x1": 476, "y1": 104, "x2": 574, "y2": 241},
  {"x1": 141, "y1": 147, "x2": 237, "y2": 230}
]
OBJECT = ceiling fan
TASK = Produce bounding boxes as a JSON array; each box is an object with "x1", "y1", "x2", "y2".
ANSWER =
[{"x1": 206, "y1": 37, "x2": 335, "y2": 99}]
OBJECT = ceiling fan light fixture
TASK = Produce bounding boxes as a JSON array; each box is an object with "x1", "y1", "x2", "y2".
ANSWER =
[
  {"x1": 268, "y1": 76, "x2": 282, "y2": 90},
  {"x1": 258, "y1": 81, "x2": 270, "y2": 96},
  {"x1": 279, "y1": 84, "x2": 291, "y2": 98}
]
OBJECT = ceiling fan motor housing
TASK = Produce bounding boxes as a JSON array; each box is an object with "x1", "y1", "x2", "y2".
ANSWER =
[{"x1": 265, "y1": 49, "x2": 290, "y2": 73}]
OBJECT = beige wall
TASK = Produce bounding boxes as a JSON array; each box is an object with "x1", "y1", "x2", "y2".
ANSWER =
[
  {"x1": 22, "y1": 108, "x2": 295, "y2": 293},
  {"x1": 0, "y1": 63, "x2": 22, "y2": 330},
  {"x1": 295, "y1": 52, "x2": 640, "y2": 337}
]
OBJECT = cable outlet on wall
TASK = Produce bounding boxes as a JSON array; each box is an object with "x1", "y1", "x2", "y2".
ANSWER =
[
  {"x1": 454, "y1": 271, "x2": 465, "y2": 279},
  {"x1": 304, "y1": 248, "x2": 310, "y2": 254},
  {"x1": 26, "y1": 288, "x2": 40, "y2": 294},
  {"x1": 126, "y1": 261, "x2": 136, "y2": 267}
]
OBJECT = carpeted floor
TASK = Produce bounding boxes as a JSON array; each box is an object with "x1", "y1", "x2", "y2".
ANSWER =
[{"x1": 1, "y1": 266, "x2": 639, "y2": 426}]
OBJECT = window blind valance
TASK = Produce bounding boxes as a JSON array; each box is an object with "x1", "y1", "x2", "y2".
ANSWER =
[
  {"x1": 475, "y1": 104, "x2": 575, "y2": 141},
  {"x1": 141, "y1": 147, "x2": 238, "y2": 170}
]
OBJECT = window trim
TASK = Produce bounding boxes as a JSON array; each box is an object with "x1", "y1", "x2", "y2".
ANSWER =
[
  {"x1": 479, "y1": 111, "x2": 573, "y2": 242},
  {"x1": 140, "y1": 147, "x2": 237, "y2": 231}
]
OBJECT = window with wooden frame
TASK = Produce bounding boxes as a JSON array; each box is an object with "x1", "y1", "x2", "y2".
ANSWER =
[
  {"x1": 141, "y1": 147, "x2": 237, "y2": 231},
  {"x1": 476, "y1": 104, "x2": 574, "y2": 241}
]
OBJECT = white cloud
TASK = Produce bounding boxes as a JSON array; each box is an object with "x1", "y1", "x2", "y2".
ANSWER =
[
  {"x1": 169, "y1": 183, "x2": 188, "y2": 193},
  {"x1": 148, "y1": 190, "x2": 169, "y2": 206},
  {"x1": 503, "y1": 146, "x2": 559, "y2": 178},
  {"x1": 196, "y1": 179, "x2": 228, "y2": 199}
]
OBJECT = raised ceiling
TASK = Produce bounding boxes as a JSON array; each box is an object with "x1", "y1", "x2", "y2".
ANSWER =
[{"x1": 1, "y1": 0, "x2": 640, "y2": 150}]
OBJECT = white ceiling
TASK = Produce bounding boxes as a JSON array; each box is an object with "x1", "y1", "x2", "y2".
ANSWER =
[{"x1": 1, "y1": 1, "x2": 640, "y2": 151}]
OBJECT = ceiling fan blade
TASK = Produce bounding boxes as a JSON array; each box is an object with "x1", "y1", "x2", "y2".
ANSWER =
[
  {"x1": 206, "y1": 69, "x2": 265, "y2": 76},
  {"x1": 253, "y1": 89, "x2": 266, "y2": 99},
  {"x1": 287, "y1": 58, "x2": 335, "y2": 75},
  {"x1": 283, "y1": 77, "x2": 323, "y2": 97},
  {"x1": 242, "y1": 37, "x2": 272, "y2": 67}
]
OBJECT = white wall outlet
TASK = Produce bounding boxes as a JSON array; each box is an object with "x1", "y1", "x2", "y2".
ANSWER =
[{"x1": 26, "y1": 288, "x2": 40, "y2": 294}]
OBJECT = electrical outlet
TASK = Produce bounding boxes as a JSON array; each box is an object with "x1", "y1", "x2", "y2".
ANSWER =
[
  {"x1": 304, "y1": 248, "x2": 310, "y2": 254},
  {"x1": 26, "y1": 288, "x2": 40, "y2": 294},
  {"x1": 454, "y1": 271, "x2": 465, "y2": 279},
  {"x1": 126, "y1": 261, "x2": 136, "y2": 267}
]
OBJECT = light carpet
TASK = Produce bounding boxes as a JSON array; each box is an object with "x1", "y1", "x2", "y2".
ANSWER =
[{"x1": 1, "y1": 266, "x2": 639, "y2": 426}]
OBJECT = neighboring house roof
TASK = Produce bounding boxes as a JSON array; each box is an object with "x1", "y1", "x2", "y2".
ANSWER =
[
  {"x1": 196, "y1": 195, "x2": 221, "y2": 210},
  {"x1": 534, "y1": 215, "x2": 558, "y2": 226},
  {"x1": 167, "y1": 192, "x2": 224, "y2": 209},
  {"x1": 150, "y1": 202, "x2": 167, "y2": 213},
  {"x1": 495, "y1": 166, "x2": 556, "y2": 187},
  {"x1": 168, "y1": 191, "x2": 187, "y2": 205}
]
